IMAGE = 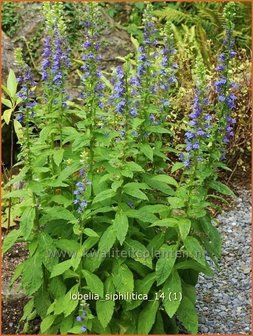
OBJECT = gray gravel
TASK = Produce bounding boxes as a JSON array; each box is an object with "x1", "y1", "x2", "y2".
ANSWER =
[{"x1": 196, "y1": 189, "x2": 251, "y2": 334}]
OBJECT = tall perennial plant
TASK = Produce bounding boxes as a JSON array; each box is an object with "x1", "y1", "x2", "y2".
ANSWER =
[{"x1": 3, "y1": 3, "x2": 238, "y2": 335}]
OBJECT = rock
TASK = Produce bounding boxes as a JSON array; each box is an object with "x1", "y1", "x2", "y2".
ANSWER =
[
  {"x1": 196, "y1": 189, "x2": 251, "y2": 334},
  {"x1": 14, "y1": 3, "x2": 43, "y2": 42},
  {"x1": 2, "y1": 31, "x2": 16, "y2": 83},
  {"x1": 1, "y1": 280, "x2": 26, "y2": 302}
]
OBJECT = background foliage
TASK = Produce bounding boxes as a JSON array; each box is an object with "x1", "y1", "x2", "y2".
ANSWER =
[{"x1": 2, "y1": 1, "x2": 251, "y2": 176}]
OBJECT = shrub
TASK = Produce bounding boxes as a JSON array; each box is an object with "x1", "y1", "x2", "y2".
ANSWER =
[{"x1": 2, "y1": 2, "x2": 241, "y2": 334}]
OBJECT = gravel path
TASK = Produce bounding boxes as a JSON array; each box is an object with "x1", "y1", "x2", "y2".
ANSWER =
[{"x1": 197, "y1": 189, "x2": 251, "y2": 334}]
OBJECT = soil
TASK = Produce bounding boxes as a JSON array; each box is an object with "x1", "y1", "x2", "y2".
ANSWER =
[{"x1": 1, "y1": 238, "x2": 26, "y2": 334}]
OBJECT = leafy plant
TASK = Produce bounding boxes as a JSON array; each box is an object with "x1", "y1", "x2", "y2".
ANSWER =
[
  {"x1": 153, "y1": 1, "x2": 251, "y2": 64},
  {"x1": 2, "y1": 2, "x2": 244, "y2": 335},
  {"x1": 2, "y1": 2, "x2": 20, "y2": 38}
]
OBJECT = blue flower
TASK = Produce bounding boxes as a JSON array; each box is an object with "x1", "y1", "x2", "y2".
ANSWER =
[
  {"x1": 130, "y1": 107, "x2": 138, "y2": 118},
  {"x1": 192, "y1": 143, "x2": 200, "y2": 150},
  {"x1": 218, "y1": 95, "x2": 226, "y2": 102},
  {"x1": 16, "y1": 113, "x2": 24, "y2": 123},
  {"x1": 185, "y1": 131, "x2": 194, "y2": 139},
  {"x1": 127, "y1": 201, "x2": 134, "y2": 208},
  {"x1": 80, "y1": 200, "x2": 88, "y2": 208},
  {"x1": 214, "y1": 12, "x2": 237, "y2": 149},
  {"x1": 81, "y1": 326, "x2": 87, "y2": 333}
]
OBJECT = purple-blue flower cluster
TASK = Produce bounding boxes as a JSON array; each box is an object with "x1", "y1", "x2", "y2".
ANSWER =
[
  {"x1": 143, "y1": 4, "x2": 158, "y2": 47},
  {"x1": 73, "y1": 170, "x2": 91, "y2": 215},
  {"x1": 128, "y1": 5, "x2": 159, "y2": 129},
  {"x1": 110, "y1": 66, "x2": 126, "y2": 114},
  {"x1": 76, "y1": 300, "x2": 88, "y2": 333},
  {"x1": 214, "y1": 9, "x2": 237, "y2": 148},
  {"x1": 156, "y1": 25, "x2": 177, "y2": 114},
  {"x1": 81, "y1": 9, "x2": 105, "y2": 108},
  {"x1": 41, "y1": 24, "x2": 71, "y2": 87},
  {"x1": 181, "y1": 88, "x2": 212, "y2": 167},
  {"x1": 15, "y1": 50, "x2": 37, "y2": 123}
]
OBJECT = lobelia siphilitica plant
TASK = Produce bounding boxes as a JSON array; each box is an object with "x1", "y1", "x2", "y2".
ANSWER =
[{"x1": 3, "y1": 2, "x2": 237, "y2": 335}]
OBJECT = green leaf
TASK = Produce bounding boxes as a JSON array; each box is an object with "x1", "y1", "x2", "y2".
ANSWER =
[
  {"x1": 155, "y1": 244, "x2": 177, "y2": 285},
  {"x1": 145, "y1": 177, "x2": 175, "y2": 195},
  {"x1": 3, "y1": 189, "x2": 27, "y2": 199},
  {"x1": 60, "y1": 314, "x2": 74, "y2": 334},
  {"x1": 175, "y1": 259, "x2": 213, "y2": 276},
  {"x1": 126, "y1": 208, "x2": 158, "y2": 223},
  {"x1": 41, "y1": 207, "x2": 77, "y2": 224},
  {"x1": 126, "y1": 273, "x2": 156, "y2": 311},
  {"x1": 50, "y1": 195, "x2": 72, "y2": 207},
  {"x1": 96, "y1": 298, "x2": 115, "y2": 328},
  {"x1": 67, "y1": 325, "x2": 84, "y2": 334},
  {"x1": 1, "y1": 97, "x2": 12, "y2": 108},
  {"x1": 7, "y1": 69, "x2": 18, "y2": 97},
  {"x1": 49, "y1": 277, "x2": 67, "y2": 299},
  {"x1": 171, "y1": 162, "x2": 184, "y2": 173},
  {"x1": 63, "y1": 284, "x2": 79, "y2": 317},
  {"x1": 20, "y1": 207, "x2": 36, "y2": 240},
  {"x1": 124, "y1": 239, "x2": 152, "y2": 268},
  {"x1": 130, "y1": 34, "x2": 140, "y2": 50},
  {"x1": 140, "y1": 143, "x2": 153, "y2": 161},
  {"x1": 83, "y1": 228, "x2": 99, "y2": 237},
  {"x1": 92, "y1": 189, "x2": 116, "y2": 204},
  {"x1": 163, "y1": 270, "x2": 182, "y2": 318},
  {"x1": 57, "y1": 162, "x2": 80, "y2": 182},
  {"x1": 124, "y1": 161, "x2": 144, "y2": 172},
  {"x1": 167, "y1": 197, "x2": 185, "y2": 209},
  {"x1": 40, "y1": 315, "x2": 56, "y2": 333},
  {"x1": 187, "y1": 207, "x2": 206, "y2": 218},
  {"x1": 34, "y1": 285, "x2": 52, "y2": 318},
  {"x1": 147, "y1": 233, "x2": 164, "y2": 253},
  {"x1": 137, "y1": 300, "x2": 159, "y2": 334},
  {"x1": 199, "y1": 215, "x2": 221, "y2": 258},
  {"x1": 21, "y1": 299, "x2": 34, "y2": 321},
  {"x1": 147, "y1": 125, "x2": 171, "y2": 134},
  {"x1": 178, "y1": 218, "x2": 191, "y2": 240},
  {"x1": 22, "y1": 253, "x2": 43, "y2": 295},
  {"x1": 111, "y1": 179, "x2": 123, "y2": 192},
  {"x1": 13, "y1": 119, "x2": 23, "y2": 141},
  {"x1": 82, "y1": 270, "x2": 104, "y2": 298},
  {"x1": 152, "y1": 311, "x2": 166, "y2": 334},
  {"x1": 151, "y1": 174, "x2": 178, "y2": 187},
  {"x1": 38, "y1": 232, "x2": 58, "y2": 271},
  {"x1": 50, "y1": 260, "x2": 73, "y2": 278},
  {"x1": 123, "y1": 184, "x2": 148, "y2": 200},
  {"x1": 3, "y1": 229, "x2": 20, "y2": 254},
  {"x1": 53, "y1": 148, "x2": 64, "y2": 166},
  {"x1": 55, "y1": 239, "x2": 80, "y2": 252},
  {"x1": 113, "y1": 209, "x2": 129, "y2": 245},
  {"x1": 2, "y1": 108, "x2": 14, "y2": 125},
  {"x1": 96, "y1": 276, "x2": 115, "y2": 328},
  {"x1": 149, "y1": 218, "x2": 179, "y2": 228},
  {"x1": 112, "y1": 263, "x2": 134, "y2": 295},
  {"x1": 98, "y1": 225, "x2": 117, "y2": 253},
  {"x1": 1, "y1": 84, "x2": 12, "y2": 97},
  {"x1": 124, "y1": 182, "x2": 150, "y2": 190},
  {"x1": 176, "y1": 296, "x2": 198, "y2": 334},
  {"x1": 209, "y1": 180, "x2": 235, "y2": 196},
  {"x1": 184, "y1": 236, "x2": 206, "y2": 266}
]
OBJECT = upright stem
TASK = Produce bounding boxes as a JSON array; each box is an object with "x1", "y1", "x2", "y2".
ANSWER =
[
  {"x1": 59, "y1": 85, "x2": 64, "y2": 149},
  {"x1": 7, "y1": 119, "x2": 14, "y2": 232}
]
